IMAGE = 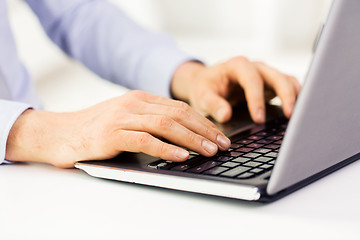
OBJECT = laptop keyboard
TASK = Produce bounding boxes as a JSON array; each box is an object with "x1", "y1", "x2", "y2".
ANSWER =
[{"x1": 148, "y1": 118, "x2": 288, "y2": 180}]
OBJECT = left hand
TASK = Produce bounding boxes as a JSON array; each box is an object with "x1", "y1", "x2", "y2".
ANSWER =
[{"x1": 171, "y1": 57, "x2": 301, "y2": 123}]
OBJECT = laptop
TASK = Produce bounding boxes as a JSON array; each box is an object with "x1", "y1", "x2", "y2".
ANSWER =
[{"x1": 75, "y1": 0, "x2": 360, "y2": 202}]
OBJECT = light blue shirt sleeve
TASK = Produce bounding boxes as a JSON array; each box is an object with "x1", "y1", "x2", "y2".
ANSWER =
[
  {"x1": 0, "y1": 100, "x2": 31, "y2": 164},
  {"x1": 1, "y1": 0, "x2": 195, "y2": 164},
  {"x1": 25, "y1": 0, "x2": 194, "y2": 98}
]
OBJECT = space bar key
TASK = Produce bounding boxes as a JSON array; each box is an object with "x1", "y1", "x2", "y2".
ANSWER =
[{"x1": 220, "y1": 166, "x2": 251, "y2": 177}]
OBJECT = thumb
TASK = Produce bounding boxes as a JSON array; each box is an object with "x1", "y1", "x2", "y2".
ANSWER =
[{"x1": 196, "y1": 89, "x2": 232, "y2": 123}]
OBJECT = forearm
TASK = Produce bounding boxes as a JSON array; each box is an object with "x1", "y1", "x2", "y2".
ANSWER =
[{"x1": 26, "y1": 0, "x2": 193, "y2": 98}]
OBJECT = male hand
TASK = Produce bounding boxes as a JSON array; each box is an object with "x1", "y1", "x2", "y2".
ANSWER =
[
  {"x1": 171, "y1": 57, "x2": 301, "y2": 123},
  {"x1": 6, "y1": 91, "x2": 230, "y2": 168}
]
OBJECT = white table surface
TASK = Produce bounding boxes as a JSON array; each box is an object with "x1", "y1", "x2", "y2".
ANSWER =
[
  {"x1": 1, "y1": 160, "x2": 359, "y2": 240},
  {"x1": 2, "y1": 45, "x2": 359, "y2": 240}
]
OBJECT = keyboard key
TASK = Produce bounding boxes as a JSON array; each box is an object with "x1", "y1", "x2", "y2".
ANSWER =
[
  {"x1": 187, "y1": 161, "x2": 221, "y2": 173},
  {"x1": 188, "y1": 151, "x2": 199, "y2": 155},
  {"x1": 148, "y1": 160, "x2": 173, "y2": 170},
  {"x1": 264, "y1": 144, "x2": 280, "y2": 149},
  {"x1": 155, "y1": 162, "x2": 168, "y2": 167},
  {"x1": 221, "y1": 162, "x2": 240, "y2": 168},
  {"x1": 156, "y1": 162, "x2": 174, "y2": 170},
  {"x1": 243, "y1": 161, "x2": 262, "y2": 167},
  {"x1": 236, "y1": 147, "x2": 254, "y2": 153},
  {"x1": 268, "y1": 160, "x2": 275, "y2": 164},
  {"x1": 265, "y1": 152, "x2": 278, "y2": 158},
  {"x1": 237, "y1": 172, "x2": 255, "y2": 179},
  {"x1": 274, "y1": 140, "x2": 282, "y2": 145},
  {"x1": 242, "y1": 153, "x2": 261, "y2": 158},
  {"x1": 266, "y1": 135, "x2": 282, "y2": 141},
  {"x1": 204, "y1": 166, "x2": 229, "y2": 176},
  {"x1": 250, "y1": 168, "x2": 264, "y2": 174},
  {"x1": 256, "y1": 139, "x2": 274, "y2": 144},
  {"x1": 213, "y1": 155, "x2": 232, "y2": 162},
  {"x1": 171, "y1": 163, "x2": 193, "y2": 171},
  {"x1": 278, "y1": 130, "x2": 286, "y2": 136},
  {"x1": 224, "y1": 151, "x2": 243, "y2": 157},
  {"x1": 237, "y1": 139, "x2": 253, "y2": 144},
  {"x1": 230, "y1": 143, "x2": 243, "y2": 149},
  {"x1": 266, "y1": 127, "x2": 279, "y2": 133},
  {"x1": 247, "y1": 135, "x2": 263, "y2": 140},
  {"x1": 253, "y1": 156, "x2": 273, "y2": 163},
  {"x1": 247, "y1": 143, "x2": 264, "y2": 148},
  {"x1": 232, "y1": 157, "x2": 250, "y2": 163},
  {"x1": 220, "y1": 166, "x2": 251, "y2": 177},
  {"x1": 256, "y1": 131, "x2": 269, "y2": 136},
  {"x1": 170, "y1": 157, "x2": 205, "y2": 171},
  {"x1": 188, "y1": 155, "x2": 199, "y2": 160},
  {"x1": 259, "y1": 164, "x2": 273, "y2": 169},
  {"x1": 254, "y1": 148, "x2": 271, "y2": 154}
]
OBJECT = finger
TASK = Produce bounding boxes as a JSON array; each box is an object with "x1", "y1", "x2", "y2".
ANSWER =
[
  {"x1": 255, "y1": 63, "x2": 297, "y2": 118},
  {"x1": 151, "y1": 99, "x2": 218, "y2": 129},
  {"x1": 128, "y1": 90, "x2": 190, "y2": 109},
  {"x1": 194, "y1": 87, "x2": 233, "y2": 124},
  {"x1": 121, "y1": 115, "x2": 221, "y2": 156},
  {"x1": 136, "y1": 101, "x2": 231, "y2": 151},
  {"x1": 226, "y1": 57, "x2": 266, "y2": 123},
  {"x1": 286, "y1": 74, "x2": 302, "y2": 95},
  {"x1": 129, "y1": 90, "x2": 219, "y2": 130},
  {"x1": 117, "y1": 130, "x2": 189, "y2": 162}
]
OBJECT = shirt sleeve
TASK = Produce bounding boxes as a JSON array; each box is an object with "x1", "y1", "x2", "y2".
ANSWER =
[
  {"x1": 24, "y1": 0, "x2": 195, "y2": 98},
  {"x1": 0, "y1": 100, "x2": 31, "y2": 164}
]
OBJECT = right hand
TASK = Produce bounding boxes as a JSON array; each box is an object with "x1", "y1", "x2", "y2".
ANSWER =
[{"x1": 6, "y1": 90, "x2": 230, "y2": 168}]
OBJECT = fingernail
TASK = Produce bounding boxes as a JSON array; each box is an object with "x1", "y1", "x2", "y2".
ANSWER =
[
  {"x1": 202, "y1": 140, "x2": 218, "y2": 155},
  {"x1": 175, "y1": 148, "x2": 189, "y2": 160},
  {"x1": 257, "y1": 108, "x2": 265, "y2": 122},
  {"x1": 217, "y1": 134, "x2": 231, "y2": 149}
]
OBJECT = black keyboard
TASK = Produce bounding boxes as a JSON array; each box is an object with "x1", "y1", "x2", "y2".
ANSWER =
[{"x1": 148, "y1": 118, "x2": 288, "y2": 180}]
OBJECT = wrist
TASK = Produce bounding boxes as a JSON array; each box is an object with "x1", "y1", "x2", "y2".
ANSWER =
[
  {"x1": 5, "y1": 110, "x2": 85, "y2": 168},
  {"x1": 171, "y1": 61, "x2": 206, "y2": 101}
]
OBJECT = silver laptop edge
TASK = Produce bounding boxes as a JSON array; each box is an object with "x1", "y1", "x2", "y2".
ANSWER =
[
  {"x1": 77, "y1": 163, "x2": 261, "y2": 201},
  {"x1": 267, "y1": 0, "x2": 360, "y2": 195}
]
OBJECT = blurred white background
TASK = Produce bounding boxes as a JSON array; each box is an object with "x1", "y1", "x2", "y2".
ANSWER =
[{"x1": 8, "y1": 0, "x2": 332, "y2": 112}]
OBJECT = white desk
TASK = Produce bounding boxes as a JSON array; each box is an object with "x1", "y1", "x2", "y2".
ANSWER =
[
  {"x1": 2, "y1": 45, "x2": 359, "y2": 240},
  {"x1": 1, "y1": 160, "x2": 359, "y2": 240}
]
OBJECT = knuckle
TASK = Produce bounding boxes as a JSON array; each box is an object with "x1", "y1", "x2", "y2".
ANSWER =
[
  {"x1": 173, "y1": 108, "x2": 190, "y2": 121},
  {"x1": 244, "y1": 78, "x2": 262, "y2": 89},
  {"x1": 204, "y1": 126, "x2": 215, "y2": 138},
  {"x1": 121, "y1": 98, "x2": 139, "y2": 111},
  {"x1": 254, "y1": 61, "x2": 266, "y2": 66},
  {"x1": 288, "y1": 75, "x2": 298, "y2": 82},
  {"x1": 159, "y1": 142, "x2": 168, "y2": 157},
  {"x1": 229, "y1": 56, "x2": 249, "y2": 65},
  {"x1": 175, "y1": 100, "x2": 190, "y2": 110},
  {"x1": 129, "y1": 90, "x2": 147, "y2": 99},
  {"x1": 158, "y1": 116, "x2": 174, "y2": 129},
  {"x1": 187, "y1": 132, "x2": 198, "y2": 146},
  {"x1": 137, "y1": 132, "x2": 152, "y2": 146},
  {"x1": 207, "y1": 120, "x2": 218, "y2": 129},
  {"x1": 251, "y1": 77, "x2": 263, "y2": 85}
]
